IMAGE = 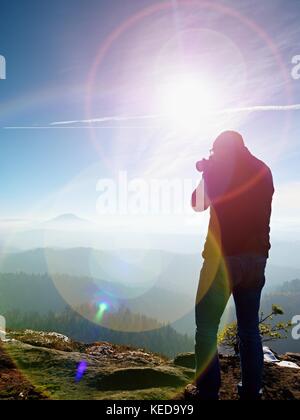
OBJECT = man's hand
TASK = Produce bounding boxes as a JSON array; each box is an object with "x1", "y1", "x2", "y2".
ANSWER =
[{"x1": 191, "y1": 178, "x2": 210, "y2": 212}]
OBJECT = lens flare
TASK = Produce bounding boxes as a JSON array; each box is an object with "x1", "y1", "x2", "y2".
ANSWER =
[
  {"x1": 96, "y1": 302, "x2": 109, "y2": 322},
  {"x1": 159, "y1": 74, "x2": 219, "y2": 130},
  {"x1": 75, "y1": 360, "x2": 88, "y2": 383}
]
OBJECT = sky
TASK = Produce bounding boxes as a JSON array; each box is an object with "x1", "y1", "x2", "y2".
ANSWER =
[{"x1": 0, "y1": 0, "x2": 300, "y2": 240}]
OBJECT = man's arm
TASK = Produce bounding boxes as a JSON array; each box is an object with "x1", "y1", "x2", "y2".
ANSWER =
[{"x1": 191, "y1": 177, "x2": 210, "y2": 212}]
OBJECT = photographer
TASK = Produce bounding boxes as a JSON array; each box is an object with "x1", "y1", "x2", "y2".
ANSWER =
[{"x1": 190, "y1": 131, "x2": 274, "y2": 400}]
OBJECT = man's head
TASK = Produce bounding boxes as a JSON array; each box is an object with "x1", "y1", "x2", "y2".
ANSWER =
[{"x1": 211, "y1": 131, "x2": 246, "y2": 161}]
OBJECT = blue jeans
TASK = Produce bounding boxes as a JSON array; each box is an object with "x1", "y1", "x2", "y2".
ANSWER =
[{"x1": 195, "y1": 255, "x2": 267, "y2": 400}]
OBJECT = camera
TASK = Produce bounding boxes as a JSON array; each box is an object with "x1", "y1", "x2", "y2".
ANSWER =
[{"x1": 196, "y1": 158, "x2": 211, "y2": 173}]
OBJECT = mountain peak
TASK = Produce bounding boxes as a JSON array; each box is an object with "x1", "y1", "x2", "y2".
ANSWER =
[{"x1": 47, "y1": 214, "x2": 87, "y2": 223}]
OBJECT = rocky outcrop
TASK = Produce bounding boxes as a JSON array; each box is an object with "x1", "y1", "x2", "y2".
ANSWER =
[
  {"x1": 174, "y1": 351, "x2": 300, "y2": 400},
  {"x1": 0, "y1": 330, "x2": 299, "y2": 400}
]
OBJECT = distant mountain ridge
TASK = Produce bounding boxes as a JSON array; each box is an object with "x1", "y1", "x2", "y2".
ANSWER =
[
  {"x1": 46, "y1": 214, "x2": 89, "y2": 223},
  {"x1": 42, "y1": 214, "x2": 93, "y2": 229},
  {"x1": 0, "y1": 271, "x2": 192, "y2": 328},
  {"x1": 1, "y1": 247, "x2": 300, "y2": 294},
  {"x1": 1, "y1": 247, "x2": 299, "y2": 354}
]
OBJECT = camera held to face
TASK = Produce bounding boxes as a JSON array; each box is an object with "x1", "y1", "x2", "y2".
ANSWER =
[{"x1": 196, "y1": 158, "x2": 211, "y2": 173}]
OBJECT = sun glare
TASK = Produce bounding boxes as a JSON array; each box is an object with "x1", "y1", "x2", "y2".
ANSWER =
[{"x1": 159, "y1": 74, "x2": 219, "y2": 130}]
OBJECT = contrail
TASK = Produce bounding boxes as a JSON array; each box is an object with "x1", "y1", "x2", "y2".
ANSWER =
[
  {"x1": 4, "y1": 104, "x2": 300, "y2": 130},
  {"x1": 218, "y1": 104, "x2": 300, "y2": 113},
  {"x1": 51, "y1": 114, "x2": 160, "y2": 126},
  {"x1": 50, "y1": 104, "x2": 300, "y2": 126}
]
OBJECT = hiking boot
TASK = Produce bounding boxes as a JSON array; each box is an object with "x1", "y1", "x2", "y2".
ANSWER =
[
  {"x1": 184, "y1": 384, "x2": 219, "y2": 401},
  {"x1": 237, "y1": 382, "x2": 263, "y2": 400}
]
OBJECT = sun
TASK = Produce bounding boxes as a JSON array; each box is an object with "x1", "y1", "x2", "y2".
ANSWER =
[{"x1": 159, "y1": 74, "x2": 219, "y2": 130}]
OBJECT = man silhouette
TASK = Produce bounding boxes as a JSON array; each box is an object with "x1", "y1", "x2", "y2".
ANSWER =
[{"x1": 190, "y1": 131, "x2": 274, "y2": 400}]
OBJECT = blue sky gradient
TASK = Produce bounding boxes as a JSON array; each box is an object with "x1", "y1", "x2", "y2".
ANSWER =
[{"x1": 0, "y1": 0, "x2": 300, "y2": 237}]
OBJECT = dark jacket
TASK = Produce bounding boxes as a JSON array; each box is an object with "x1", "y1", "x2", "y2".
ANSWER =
[{"x1": 201, "y1": 149, "x2": 274, "y2": 259}]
